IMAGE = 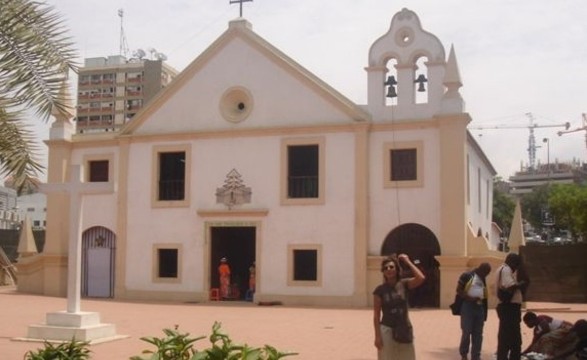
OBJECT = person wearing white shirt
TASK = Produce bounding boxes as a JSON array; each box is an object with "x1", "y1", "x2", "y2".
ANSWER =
[
  {"x1": 496, "y1": 253, "x2": 528, "y2": 360},
  {"x1": 456, "y1": 263, "x2": 491, "y2": 360}
]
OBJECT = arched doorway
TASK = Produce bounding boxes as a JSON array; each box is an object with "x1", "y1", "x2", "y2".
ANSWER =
[
  {"x1": 381, "y1": 223, "x2": 440, "y2": 308},
  {"x1": 82, "y1": 226, "x2": 116, "y2": 298}
]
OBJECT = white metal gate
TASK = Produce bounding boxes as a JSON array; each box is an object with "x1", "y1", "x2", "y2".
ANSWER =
[{"x1": 82, "y1": 226, "x2": 115, "y2": 298}]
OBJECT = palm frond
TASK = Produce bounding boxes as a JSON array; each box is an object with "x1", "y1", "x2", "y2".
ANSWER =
[
  {"x1": 0, "y1": 0, "x2": 78, "y2": 190},
  {"x1": 0, "y1": 104, "x2": 44, "y2": 194},
  {"x1": 0, "y1": 0, "x2": 78, "y2": 121}
]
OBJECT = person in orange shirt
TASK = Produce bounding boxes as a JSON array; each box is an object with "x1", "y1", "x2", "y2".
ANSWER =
[{"x1": 218, "y1": 257, "x2": 231, "y2": 299}]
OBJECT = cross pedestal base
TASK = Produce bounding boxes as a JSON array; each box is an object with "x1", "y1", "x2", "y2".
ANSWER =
[{"x1": 23, "y1": 311, "x2": 125, "y2": 343}]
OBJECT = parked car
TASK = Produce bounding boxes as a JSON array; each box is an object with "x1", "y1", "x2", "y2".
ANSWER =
[
  {"x1": 552, "y1": 230, "x2": 573, "y2": 244},
  {"x1": 552, "y1": 236, "x2": 572, "y2": 244},
  {"x1": 524, "y1": 232, "x2": 544, "y2": 243}
]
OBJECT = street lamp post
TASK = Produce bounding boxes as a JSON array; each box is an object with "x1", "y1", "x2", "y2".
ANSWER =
[{"x1": 542, "y1": 137, "x2": 550, "y2": 179}]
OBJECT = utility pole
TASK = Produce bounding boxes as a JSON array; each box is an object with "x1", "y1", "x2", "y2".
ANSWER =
[{"x1": 542, "y1": 137, "x2": 550, "y2": 180}]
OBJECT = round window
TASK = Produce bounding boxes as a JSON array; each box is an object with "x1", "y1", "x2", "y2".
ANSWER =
[{"x1": 219, "y1": 87, "x2": 254, "y2": 123}]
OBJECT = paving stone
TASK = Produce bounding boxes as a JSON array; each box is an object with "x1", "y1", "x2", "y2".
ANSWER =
[{"x1": 1, "y1": 287, "x2": 585, "y2": 360}]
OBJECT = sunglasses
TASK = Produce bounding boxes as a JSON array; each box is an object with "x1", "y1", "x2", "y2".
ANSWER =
[{"x1": 383, "y1": 265, "x2": 396, "y2": 271}]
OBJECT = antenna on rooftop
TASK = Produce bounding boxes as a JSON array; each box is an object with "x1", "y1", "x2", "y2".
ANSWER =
[
  {"x1": 133, "y1": 48, "x2": 146, "y2": 60},
  {"x1": 118, "y1": 9, "x2": 130, "y2": 58},
  {"x1": 145, "y1": 47, "x2": 167, "y2": 61}
]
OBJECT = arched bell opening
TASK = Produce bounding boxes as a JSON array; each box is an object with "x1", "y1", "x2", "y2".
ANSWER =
[
  {"x1": 414, "y1": 56, "x2": 429, "y2": 104},
  {"x1": 384, "y1": 57, "x2": 399, "y2": 107}
]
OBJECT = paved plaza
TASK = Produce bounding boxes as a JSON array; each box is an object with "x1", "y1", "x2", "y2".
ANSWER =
[{"x1": 1, "y1": 286, "x2": 585, "y2": 360}]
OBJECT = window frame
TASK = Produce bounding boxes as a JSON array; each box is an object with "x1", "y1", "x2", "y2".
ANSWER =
[
  {"x1": 151, "y1": 144, "x2": 191, "y2": 208},
  {"x1": 152, "y1": 244, "x2": 182, "y2": 283},
  {"x1": 383, "y1": 141, "x2": 424, "y2": 188},
  {"x1": 287, "y1": 244, "x2": 322, "y2": 287},
  {"x1": 83, "y1": 153, "x2": 114, "y2": 184},
  {"x1": 280, "y1": 137, "x2": 325, "y2": 205}
]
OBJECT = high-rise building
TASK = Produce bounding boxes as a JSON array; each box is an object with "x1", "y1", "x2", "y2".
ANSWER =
[
  {"x1": 508, "y1": 161, "x2": 587, "y2": 194},
  {"x1": 75, "y1": 55, "x2": 178, "y2": 133}
]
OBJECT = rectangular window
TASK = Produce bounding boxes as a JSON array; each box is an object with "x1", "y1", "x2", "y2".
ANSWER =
[
  {"x1": 288, "y1": 244, "x2": 322, "y2": 286},
  {"x1": 152, "y1": 144, "x2": 191, "y2": 208},
  {"x1": 293, "y1": 249, "x2": 317, "y2": 281},
  {"x1": 126, "y1": 99, "x2": 143, "y2": 110},
  {"x1": 84, "y1": 154, "x2": 113, "y2": 184},
  {"x1": 89, "y1": 160, "x2": 109, "y2": 182},
  {"x1": 383, "y1": 141, "x2": 424, "y2": 188},
  {"x1": 158, "y1": 152, "x2": 185, "y2": 201},
  {"x1": 102, "y1": 73, "x2": 115, "y2": 83},
  {"x1": 157, "y1": 248, "x2": 178, "y2": 278},
  {"x1": 287, "y1": 145, "x2": 319, "y2": 199},
  {"x1": 390, "y1": 148, "x2": 417, "y2": 181}
]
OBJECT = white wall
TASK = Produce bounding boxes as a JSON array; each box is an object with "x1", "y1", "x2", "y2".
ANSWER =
[
  {"x1": 466, "y1": 142, "x2": 497, "y2": 249},
  {"x1": 122, "y1": 131, "x2": 357, "y2": 296},
  {"x1": 368, "y1": 128, "x2": 442, "y2": 255},
  {"x1": 138, "y1": 37, "x2": 355, "y2": 136}
]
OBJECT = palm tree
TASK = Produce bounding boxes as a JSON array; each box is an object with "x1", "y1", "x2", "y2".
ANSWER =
[{"x1": 0, "y1": 0, "x2": 77, "y2": 194}]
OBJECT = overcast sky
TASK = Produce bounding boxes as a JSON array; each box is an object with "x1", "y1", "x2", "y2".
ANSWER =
[{"x1": 37, "y1": 0, "x2": 587, "y2": 179}]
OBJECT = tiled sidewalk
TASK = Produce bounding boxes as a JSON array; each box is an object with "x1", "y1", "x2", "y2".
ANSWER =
[{"x1": 1, "y1": 286, "x2": 585, "y2": 360}]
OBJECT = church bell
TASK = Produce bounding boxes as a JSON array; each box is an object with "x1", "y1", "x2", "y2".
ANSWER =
[
  {"x1": 414, "y1": 74, "x2": 428, "y2": 92},
  {"x1": 384, "y1": 75, "x2": 398, "y2": 98}
]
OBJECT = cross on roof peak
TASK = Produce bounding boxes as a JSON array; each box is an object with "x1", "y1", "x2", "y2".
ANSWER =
[{"x1": 230, "y1": 0, "x2": 253, "y2": 18}]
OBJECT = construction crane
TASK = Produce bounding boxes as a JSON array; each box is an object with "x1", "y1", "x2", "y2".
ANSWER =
[
  {"x1": 558, "y1": 113, "x2": 587, "y2": 150},
  {"x1": 469, "y1": 113, "x2": 570, "y2": 171}
]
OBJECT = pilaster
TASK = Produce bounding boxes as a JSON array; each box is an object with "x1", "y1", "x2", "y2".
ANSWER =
[{"x1": 437, "y1": 114, "x2": 470, "y2": 256}]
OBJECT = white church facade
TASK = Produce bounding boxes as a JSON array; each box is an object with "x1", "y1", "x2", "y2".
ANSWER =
[{"x1": 17, "y1": 8, "x2": 504, "y2": 308}]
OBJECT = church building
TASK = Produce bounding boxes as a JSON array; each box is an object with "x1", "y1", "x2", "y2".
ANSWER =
[{"x1": 17, "y1": 8, "x2": 502, "y2": 308}]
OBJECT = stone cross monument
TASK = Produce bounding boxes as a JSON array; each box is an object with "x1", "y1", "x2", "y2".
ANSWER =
[{"x1": 24, "y1": 165, "x2": 123, "y2": 342}]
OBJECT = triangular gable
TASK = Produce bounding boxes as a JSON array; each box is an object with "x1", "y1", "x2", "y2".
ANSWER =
[{"x1": 121, "y1": 19, "x2": 370, "y2": 136}]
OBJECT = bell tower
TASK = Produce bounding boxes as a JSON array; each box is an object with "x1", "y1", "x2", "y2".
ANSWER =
[{"x1": 366, "y1": 8, "x2": 464, "y2": 122}]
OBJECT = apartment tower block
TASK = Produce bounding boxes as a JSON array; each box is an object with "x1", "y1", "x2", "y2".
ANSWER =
[{"x1": 75, "y1": 55, "x2": 177, "y2": 133}]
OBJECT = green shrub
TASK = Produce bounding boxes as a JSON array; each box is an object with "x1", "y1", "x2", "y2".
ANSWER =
[
  {"x1": 24, "y1": 338, "x2": 91, "y2": 360},
  {"x1": 131, "y1": 322, "x2": 297, "y2": 360},
  {"x1": 130, "y1": 325, "x2": 205, "y2": 360}
]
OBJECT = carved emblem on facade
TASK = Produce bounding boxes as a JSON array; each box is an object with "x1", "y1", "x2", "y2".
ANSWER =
[{"x1": 215, "y1": 169, "x2": 252, "y2": 209}]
